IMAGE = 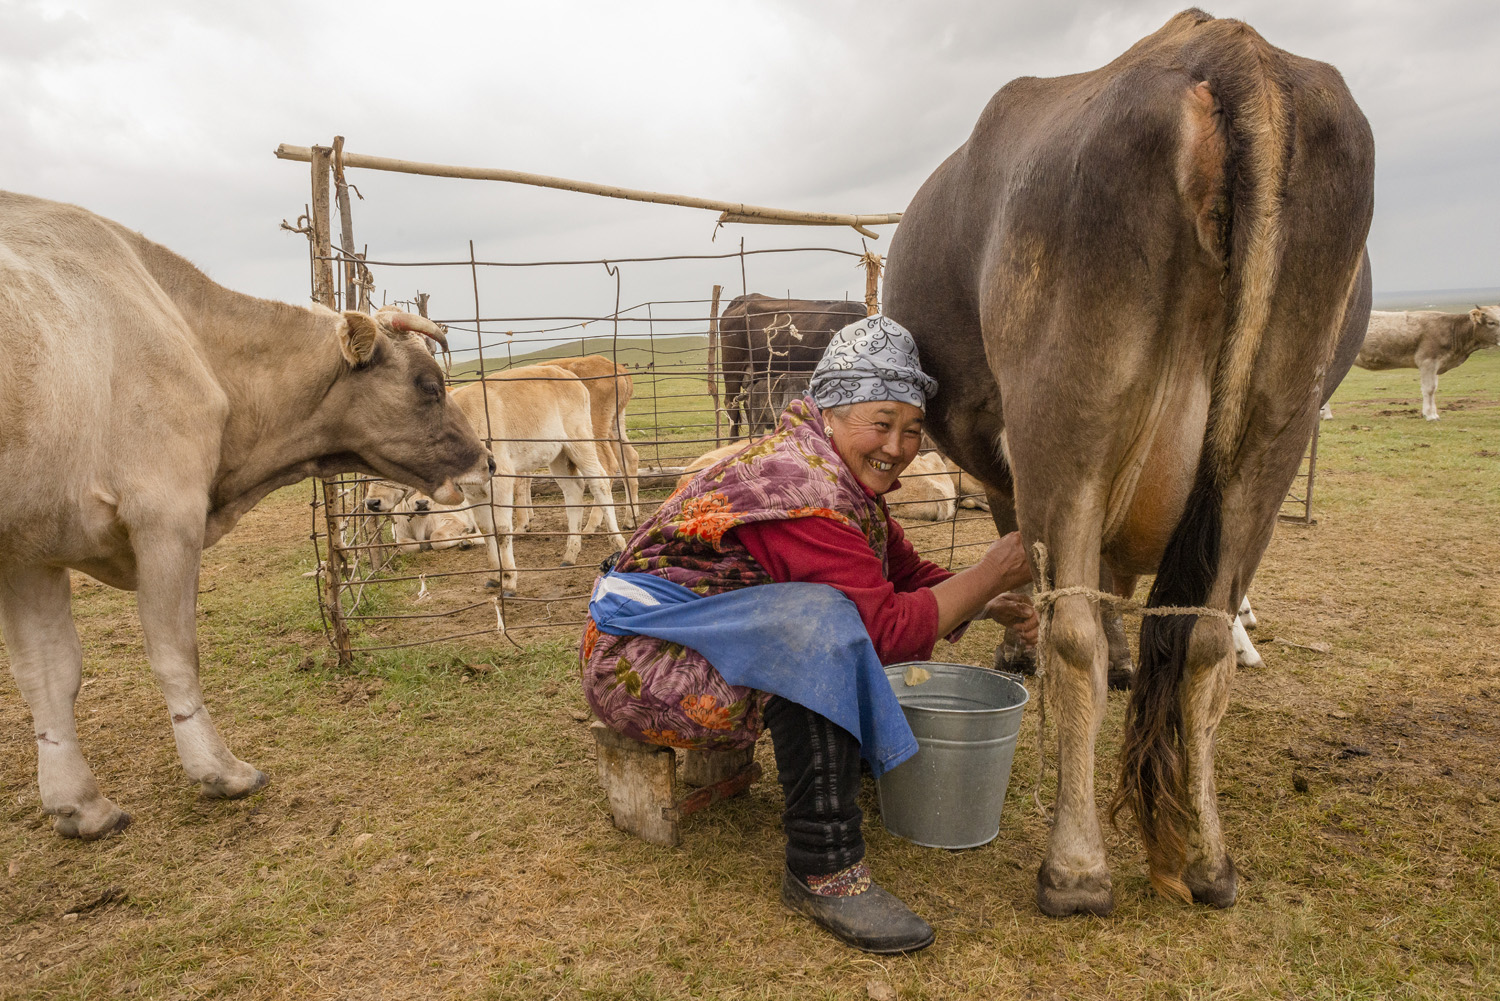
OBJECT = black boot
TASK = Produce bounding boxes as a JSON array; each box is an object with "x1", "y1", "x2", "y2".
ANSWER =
[
  {"x1": 781, "y1": 867, "x2": 935, "y2": 954},
  {"x1": 763, "y1": 696, "x2": 935, "y2": 954}
]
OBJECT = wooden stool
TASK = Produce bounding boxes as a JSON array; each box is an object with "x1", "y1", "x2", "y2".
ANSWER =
[{"x1": 591, "y1": 722, "x2": 761, "y2": 846}]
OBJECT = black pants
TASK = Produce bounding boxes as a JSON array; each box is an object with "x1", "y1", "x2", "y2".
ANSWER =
[{"x1": 763, "y1": 695, "x2": 864, "y2": 878}]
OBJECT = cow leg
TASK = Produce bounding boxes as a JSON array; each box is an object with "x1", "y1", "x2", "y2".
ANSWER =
[
  {"x1": 471, "y1": 477, "x2": 518, "y2": 594},
  {"x1": 132, "y1": 523, "x2": 267, "y2": 801},
  {"x1": 566, "y1": 446, "x2": 627, "y2": 552},
  {"x1": 1, "y1": 566, "x2": 132, "y2": 839},
  {"x1": 551, "y1": 456, "x2": 590, "y2": 567},
  {"x1": 620, "y1": 441, "x2": 641, "y2": 528},
  {"x1": 1231, "y1": 614, "x2": 1263, "y2": 669},
  {"x1": 515, "y1": 473, "x2": 533, "y2": 533},
  {"x1": 1177, "y1": 610, "x2": 1238, "y2": 906},
  {"x1": 1102, "y1": 568, "x2": 1138, "y2": 690},
  {"x1": 1419, "y1": 359, "x2": 1441, "y2": 420},
  {"x1": 1237, "y1": 595, "x2": 1257, "y2": 630},
  {"x1": 1036, "y1": 534, "x2": 1114, "y2": 917}
]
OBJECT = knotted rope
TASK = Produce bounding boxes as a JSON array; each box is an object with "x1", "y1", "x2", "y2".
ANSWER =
[{"x1": 1025, "y1": 541, "x2": 1235, "y2": 818}]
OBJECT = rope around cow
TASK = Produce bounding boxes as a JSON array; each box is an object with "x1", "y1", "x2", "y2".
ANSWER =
[{"x1": 1024, "y1": 542, "x2": 1236, "y2": 818}]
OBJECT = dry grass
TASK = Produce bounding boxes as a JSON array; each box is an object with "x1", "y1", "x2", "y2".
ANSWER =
[{"x1": 2, "y1": 353, "x2": 1497, "y2": 1000}]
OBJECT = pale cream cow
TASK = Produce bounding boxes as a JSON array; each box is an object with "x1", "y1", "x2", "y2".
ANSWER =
[
  {"x1": 450, "y1": 367, "x2": 626, "y2": 593},
  {"x1": 0, "y1": 192, "x2": 491, "y2": 839},
  {"x1": 1355, "y1": 306, "x2": 1500, "y2": 420}
]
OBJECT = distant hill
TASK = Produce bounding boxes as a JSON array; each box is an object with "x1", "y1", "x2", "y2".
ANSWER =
[
  {"x1": 1373, "y1": 287, "x2": 1500, "y2": 312},
  {"x1": 448, "y1": 334, "x2": 709, "y2": 378}
]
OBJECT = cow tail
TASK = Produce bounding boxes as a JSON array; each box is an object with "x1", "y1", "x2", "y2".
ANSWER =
[{"x1": 1111, "y1": 36, "x2": 1293, "y2": 902}]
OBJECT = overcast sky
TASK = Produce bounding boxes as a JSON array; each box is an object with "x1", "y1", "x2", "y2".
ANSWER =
[{"x1": 3, "y1": 0, "x2": 1497, "y2": 350}]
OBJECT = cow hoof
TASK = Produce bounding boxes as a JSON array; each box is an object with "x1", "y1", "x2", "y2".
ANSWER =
[
  {"x1": 1425, "y1": 414, "x2": 1440, "y2": 422},
  {"x1": 994, "y1": 642, "x2": 1037, "y2": 677},
  {"x1": 53, "y1": 801, "x2": 133, "y2": 840},
  {"x1": 1036, "y1": 864, "x2": 1114, "y2": 917},
  {"x1": 200, "y1": 768, "x2": 269, "y2": 801},
  {"x1": 1186, "y1": 855, "x2": 1238, "y2": 909},
  {"x1": 559, "y1": 559, "x2": 575, "y2": 568}
]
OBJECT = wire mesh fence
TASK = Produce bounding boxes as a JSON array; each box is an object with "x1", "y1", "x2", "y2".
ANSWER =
[{"x1": 307, "y1": 245, "x2": 998, "y2": 661}]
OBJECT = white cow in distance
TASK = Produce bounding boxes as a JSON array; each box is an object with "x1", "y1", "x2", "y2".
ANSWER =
[
  {"x1": 1355, "y1": 305, "x2": 1500, "y2": 420},
  {"x1": 0, "y1": 191, "x2": 492, "y2": 839}
]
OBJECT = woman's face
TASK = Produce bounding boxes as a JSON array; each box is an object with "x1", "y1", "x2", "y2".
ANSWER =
[{"x1": 824, "y1": 400, "x2": 925, "y2": 495}]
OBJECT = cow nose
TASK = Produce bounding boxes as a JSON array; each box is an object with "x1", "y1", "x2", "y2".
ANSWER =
[
  {"x1": 365, "y1": 499, "x2": 382, "y2": 512},
  {"x1": 415, "y1": 500, "x2": 430, "y2": 512},
  {"x1": 486, "y1": 455, "x2": 497, "y2": 476}
]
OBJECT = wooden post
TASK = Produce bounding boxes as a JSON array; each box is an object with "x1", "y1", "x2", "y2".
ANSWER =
[
  {"x1": 708, "y1": 284, "x2": 723, "y2": 446},
  {"x1": 862, "y1": 251, "x2": 883, "y2": 316},
  {"x1": 310, "y1": 145, "x2": 353, "y2": 667},
  {"x1": 333, "y1": 136, "x2": 359, "y2": 313}
]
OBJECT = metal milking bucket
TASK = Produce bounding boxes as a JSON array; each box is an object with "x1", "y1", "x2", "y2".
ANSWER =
[{"x1": 876, "y1": 662, "x2": 1030, "y2": 849}]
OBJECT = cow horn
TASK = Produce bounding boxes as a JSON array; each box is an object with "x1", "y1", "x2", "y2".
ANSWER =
[{"x1": 375, "y1": 309, "x2": 449, "y2": 350}]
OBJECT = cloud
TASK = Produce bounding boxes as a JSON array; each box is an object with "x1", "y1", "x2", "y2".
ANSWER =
[{"x1": 2, "y1": 0, "x2": 1496, "y2": 311}]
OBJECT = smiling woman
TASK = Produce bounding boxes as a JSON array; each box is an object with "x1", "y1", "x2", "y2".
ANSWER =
[{"x1": 579, "y1": 314, "x2": 1039, "y2": 954}]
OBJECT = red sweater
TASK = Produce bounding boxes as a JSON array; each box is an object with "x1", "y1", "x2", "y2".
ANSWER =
[{"x1": 731, "y1": 513, "x2": 954, "y2": 665}]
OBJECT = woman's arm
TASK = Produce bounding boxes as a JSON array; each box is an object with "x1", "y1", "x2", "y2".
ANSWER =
[{"x1": 732, "y1": 518, "x2": 942, "y2": 664}]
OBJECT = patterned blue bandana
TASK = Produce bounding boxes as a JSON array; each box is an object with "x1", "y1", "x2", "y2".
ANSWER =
[{"x1": 809, "y1": 314, "x2": 938, "y2": 412}]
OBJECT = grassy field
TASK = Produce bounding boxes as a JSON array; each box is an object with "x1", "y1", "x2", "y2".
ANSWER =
[{"x1": 1, "y1": 352, "x2": 1497, "y2": 1000}]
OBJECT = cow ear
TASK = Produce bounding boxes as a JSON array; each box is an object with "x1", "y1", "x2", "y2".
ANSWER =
[{"x1": 338, "y1": 311, "x2": 381, "y2": 366}]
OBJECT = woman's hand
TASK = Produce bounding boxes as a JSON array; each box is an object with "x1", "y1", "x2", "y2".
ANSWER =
[
  {"x1": 930, "y1": 531, "x2": 1037, "y2": 638},
  {"x1": 979, "y1": 532, "x2": 1034, "y2": 594},
  {"x1": 982, "y1": 591, "x2": 1038, "y2": 647}
]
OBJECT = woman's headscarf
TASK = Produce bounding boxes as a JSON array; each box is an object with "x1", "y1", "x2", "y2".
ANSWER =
[{"x1": 809, "y1": 314, "x2": 938, "y2": 412}]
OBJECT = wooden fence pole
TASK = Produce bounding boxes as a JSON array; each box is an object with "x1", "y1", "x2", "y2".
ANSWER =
[
  {"x1": 310, "y1": 145, "x2": 353, "y2": 667},
  {"x1": 862, "y1": 252, "x2": 883, "y2": 316},
  {"x1": 333, "y1": 136, "x2": 360, "y2": 313},
  {"x1": 708, "y1": 284, "x2": 723, "y2": 446}
]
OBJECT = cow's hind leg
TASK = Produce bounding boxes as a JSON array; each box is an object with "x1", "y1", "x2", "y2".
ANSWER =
[
  {"x1": 1, "y1": 566, "x2": 132, "y2": 839},
  {"x1": 1178, "y1": 612, "x2": 1239, "y2": 906},
  {"x1": 550, "y1": 457, "x2": 590, "y2": 567},
  {"x1": 133, "y1": 521, "x2": 267, "y2": 801},
  {"x1": 1035, "y1": 536, "x2": 1114, "y2": 917}
]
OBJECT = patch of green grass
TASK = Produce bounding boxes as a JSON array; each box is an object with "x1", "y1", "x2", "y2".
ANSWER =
[{"x1": 2, "y1": 355, "x2": 1498, "y2": 1000}]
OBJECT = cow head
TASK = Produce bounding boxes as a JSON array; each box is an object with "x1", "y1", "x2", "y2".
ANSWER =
[
  {"x1": 362, "y1": 479, "x2": 414, "y2": 514},
  {"x1": 1471, "y1": 305, "x2": 1500, "y2": 346},
  {"x1": 326, "y1": 310, "x2": 492, "y2": 504}
]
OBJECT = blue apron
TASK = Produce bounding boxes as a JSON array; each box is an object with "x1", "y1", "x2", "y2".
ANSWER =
[{"x1": 589, "y1": 570, "x2": 918, "y2": 777}]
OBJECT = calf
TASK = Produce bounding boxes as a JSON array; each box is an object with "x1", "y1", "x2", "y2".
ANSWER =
[
  {"x1": 1354, "y1": 306, "x2": 1500, "y2": 420},
  {"x1": 450, "y1": 366, "x2": 626, "y2": 593},
  {"x1": 542, "y1": 355, "x2": 640, "y2": 525}
]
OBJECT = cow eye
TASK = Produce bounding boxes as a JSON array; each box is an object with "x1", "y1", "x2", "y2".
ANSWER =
[{"x1": 416, "y1": 377, "x2": 443, "y2": 401}]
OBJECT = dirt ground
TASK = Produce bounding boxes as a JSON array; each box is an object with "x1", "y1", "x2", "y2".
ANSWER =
[{"x1": 1, "y1": 356, "x2": 1497, "y2": 1000}]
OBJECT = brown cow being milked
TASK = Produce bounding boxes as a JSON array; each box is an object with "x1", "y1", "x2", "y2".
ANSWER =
[
  {"x1": 883, "y1": 10, "x2": 1374, "y2": 916},
  {"x1": 718, "y1": 294, "x2": 865, "y2": 437},
  {"x1": 0, "y1": 191, "x2": 493, "y2": 839}
]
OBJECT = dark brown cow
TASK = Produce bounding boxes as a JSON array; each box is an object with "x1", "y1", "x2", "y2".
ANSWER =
[
  {"x1": 883, "y1": 10, "x2": 1373, "y2": 916},
  {"x1": 717, "y1": 294, "x2": 865, "y2": 437}
]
